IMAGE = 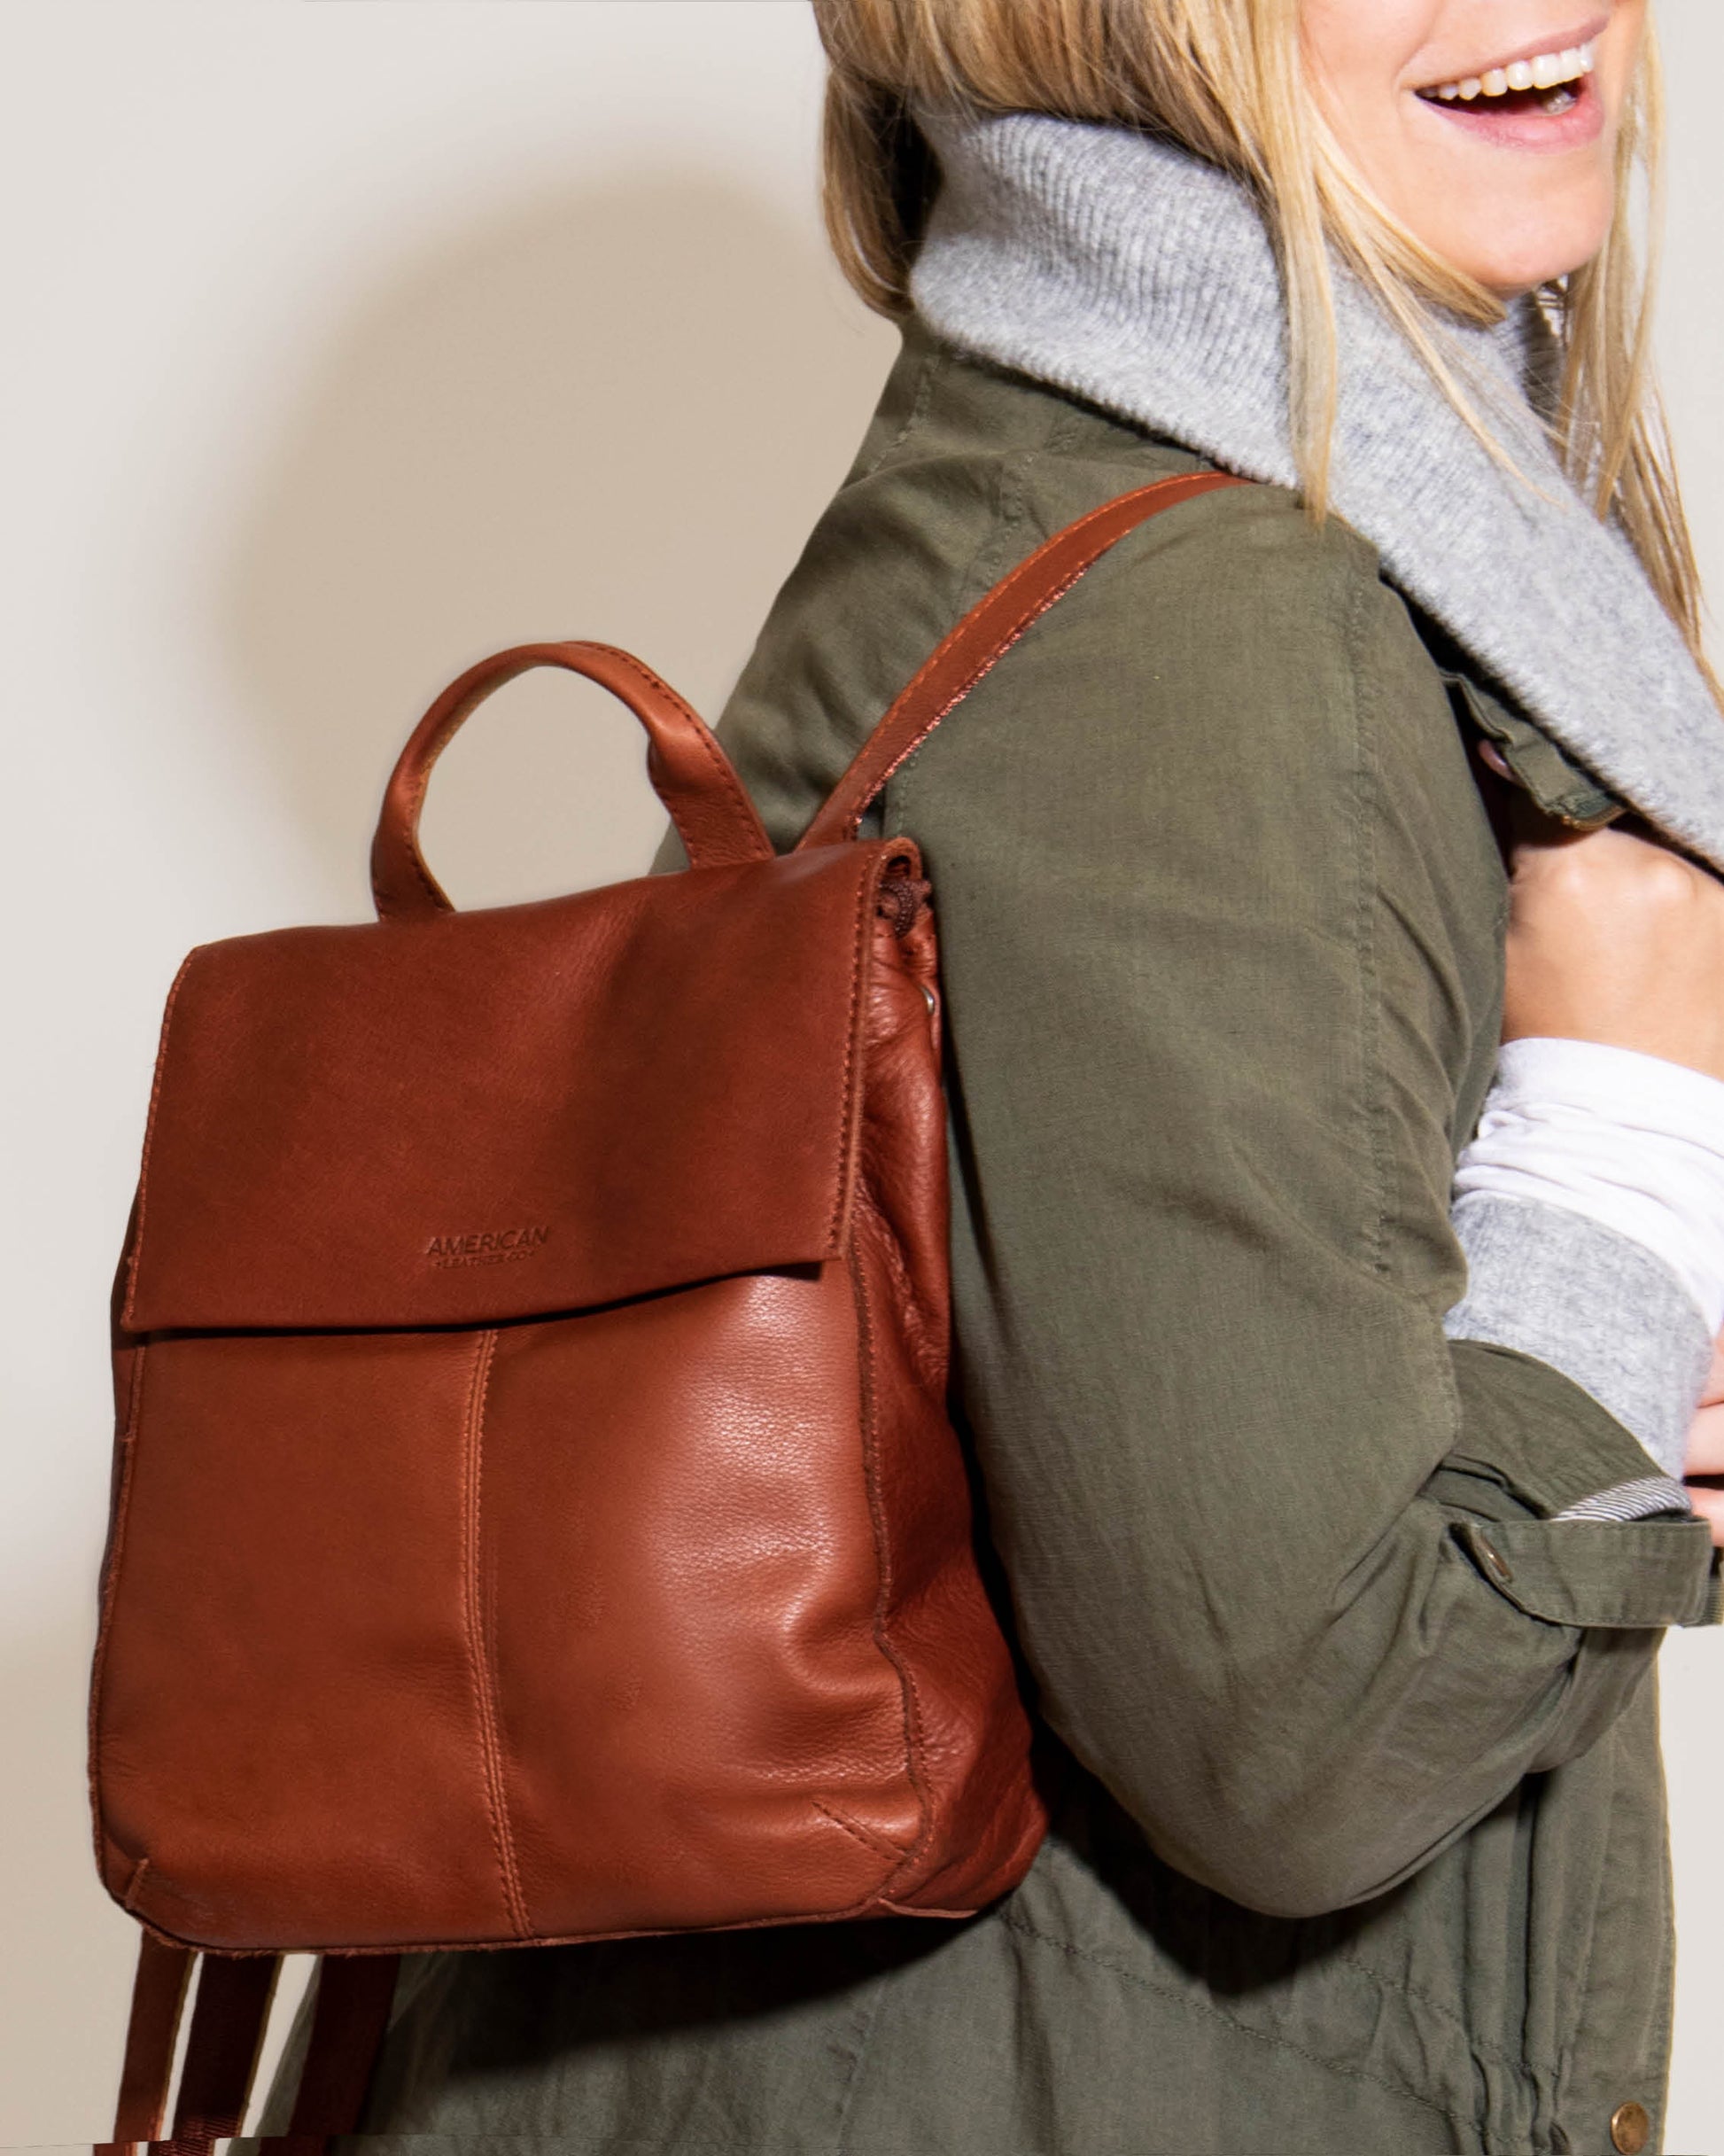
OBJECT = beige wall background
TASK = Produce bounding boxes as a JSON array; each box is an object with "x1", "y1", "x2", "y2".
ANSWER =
[{"x1": 1, "y1": 2, "x2": 1716, "y2": 2140}]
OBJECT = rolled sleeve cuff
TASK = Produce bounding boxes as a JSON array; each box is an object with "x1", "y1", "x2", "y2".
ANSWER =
[{"x1": 1443, "y1": 1192, "x2": 1712, "y2": 1480}]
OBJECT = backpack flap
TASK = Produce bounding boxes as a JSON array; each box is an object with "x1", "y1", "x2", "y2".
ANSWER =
[{"x1": 122, "y1": 842, "x2": 908, "y2": 1335}]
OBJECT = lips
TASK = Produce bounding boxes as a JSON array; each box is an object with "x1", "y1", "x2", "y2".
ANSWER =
[{"x1": 1409, "y1": 29, "x2": 1607, "y2": 151}]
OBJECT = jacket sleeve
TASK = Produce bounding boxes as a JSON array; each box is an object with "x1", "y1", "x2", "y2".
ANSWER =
[{"x1": 872, "y1": 481, "x2": 1719, "y2": 1919}]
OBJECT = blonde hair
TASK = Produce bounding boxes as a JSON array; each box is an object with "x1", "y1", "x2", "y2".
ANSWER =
[{"x1": 814, "y1": 0, "x2": 1713, "y2": 686}]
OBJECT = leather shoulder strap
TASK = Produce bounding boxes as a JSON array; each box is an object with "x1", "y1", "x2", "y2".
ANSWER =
[{"x1": 796, "y1": 471, "x2": 1251, "y2": 851}]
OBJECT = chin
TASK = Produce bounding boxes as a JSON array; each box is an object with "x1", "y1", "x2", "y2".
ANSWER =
[{"x1": 1448, "y1": 212, "x2": 1616, "y2": 298}]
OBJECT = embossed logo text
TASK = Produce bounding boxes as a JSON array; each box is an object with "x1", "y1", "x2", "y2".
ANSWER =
[{"x1": 425, "y1": 1226, "x2": 550, "y2": 1270}]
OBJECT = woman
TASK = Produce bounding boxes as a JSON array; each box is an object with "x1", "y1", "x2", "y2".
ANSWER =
[{"x1": 275, "y1": 3, "x2": 1724, "y2": 2149}]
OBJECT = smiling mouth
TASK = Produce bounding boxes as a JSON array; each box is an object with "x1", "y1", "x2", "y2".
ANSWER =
[{"x1": 1414, "y1": 36, "x2": 1596, "y2": 118}]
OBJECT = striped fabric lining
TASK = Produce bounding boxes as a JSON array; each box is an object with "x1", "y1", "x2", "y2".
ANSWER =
[{"x1": 1552, "y1": 1475, "x2": 1693, "y2": 1523}]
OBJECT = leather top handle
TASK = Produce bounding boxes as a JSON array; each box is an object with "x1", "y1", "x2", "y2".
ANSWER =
[
  {"x1": 371, "y1": 640, "x2": 773, "y2": 921},
  {"x1": 797, "y1": 471, "x2": 1252, "y2": 851}
]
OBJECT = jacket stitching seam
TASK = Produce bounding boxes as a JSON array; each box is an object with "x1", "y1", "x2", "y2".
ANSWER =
[
  {"x1": 855, "y1": 340, "x2": 944, "y2": 480},
  {"x1": 884, "y1": 456, "x2": 1024, "y2": 841},
  {"x1": 998, "y1": 1913, "x2": 1505, "y2": 2141},
  {"x1": 1552, "y1": 1724, "x2": 1614, "y2": 2102},
  {"x1": 1355, "y1": 584, "x2": 1474, "y2": 1444},
  {"x1": 1347, "y1": 570, "x2": 1391, "y2": 1280},
  {"x1": 458, "y1": 1327, "x2": 532, "y2": 1939}
]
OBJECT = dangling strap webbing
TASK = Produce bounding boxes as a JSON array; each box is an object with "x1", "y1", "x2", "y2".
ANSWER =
[
  {"x1": 280, "y1": 1952, "x2": 401, "y2": 2136},
  {"x1": 107, "y1": 1933, "x2": 196, "y2": 2140},
  {"x1": 104, "y1": 1939, "x2": 398, "y2": 2152},
  {"x1": 168, "y1": 1950, "x2": 282, "y2": 2146}
]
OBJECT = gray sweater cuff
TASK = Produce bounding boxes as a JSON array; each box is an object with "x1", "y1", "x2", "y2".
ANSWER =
[{"x1": 1443, "y1": 1191, "x2": 1711, "y2": 1484}]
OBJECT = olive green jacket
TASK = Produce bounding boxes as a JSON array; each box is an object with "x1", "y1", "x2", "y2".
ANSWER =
[{"x1": 283, "y1": 329, "x2": 1720, "y2": 2155}]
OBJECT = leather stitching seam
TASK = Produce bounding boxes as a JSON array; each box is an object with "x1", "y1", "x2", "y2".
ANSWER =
[
  {"x1": 847, "y1": 1240, "x2": 937, "y2": 1897},
  {"x1": 824, "y1": 860, "x2": 875, "y2": 1256},
  {"x1": 854, "y1": 1181, "x2": 940, "y2": 1394},
  {"x1": 458, "y1": 1328, "x2": 532, "y2": 1940},
  {"x1": 123, "y1": 1343, "x2": 147, "y2": 1439},
  {"x1": 389, "y1": 665, "x2": 540, "y2": 920},
  {"x1": 89, "y1": 1344, "x2": 149, "y2": 1877},
  {"x1": 121, "y1": 1856, "x2": 152, "y2": 1914},
  {"x1": 581, "y1": 642, "x2": 769, "y2": 867},
  {"x1": 812, "y1": 1799, "x2": 912, "y2": 1863},
  {"x1": 120, "y1": 953, "x2": 199, "y2": 1327}
]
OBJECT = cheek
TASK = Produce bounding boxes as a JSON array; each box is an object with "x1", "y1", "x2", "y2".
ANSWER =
[
  {"x1": 1302, "y1": 0, "x2": 1441, "y2": 68},
  {"x1": 1302, "y1": 0, "x2": 1446, "y2": 124}
]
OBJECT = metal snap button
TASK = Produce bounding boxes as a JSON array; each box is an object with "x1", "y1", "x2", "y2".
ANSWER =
[{"x1": 1611, "y1": 2099, "x2": 1651, "y2": 2154}]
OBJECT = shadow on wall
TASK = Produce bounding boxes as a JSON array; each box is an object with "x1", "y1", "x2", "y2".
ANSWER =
[{"x1": 217, "y1": 173, "x2": 897, "y2": 917}]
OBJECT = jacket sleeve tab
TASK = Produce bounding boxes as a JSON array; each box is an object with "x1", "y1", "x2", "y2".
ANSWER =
[{"x1": 1454, "y1": 1518, "x2": 1720, "y2": 1629}]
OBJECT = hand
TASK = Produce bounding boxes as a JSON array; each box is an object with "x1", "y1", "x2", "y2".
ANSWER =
[
  {"x1": 1495, "y1": 782, "x2": 1724, "y2": 1086},
  {"x1": 1683, "y1": 1333, "x2": 1724, "y2": 1549}
]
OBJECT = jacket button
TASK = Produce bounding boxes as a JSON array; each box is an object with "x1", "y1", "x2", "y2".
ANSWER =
[
  {"x1": 1611, "y1": 2100, "x2": 1651, "y2": 2153},
  {"x1": 1477, "y1": 1532, "x2": 1514, "y2": 1585}
]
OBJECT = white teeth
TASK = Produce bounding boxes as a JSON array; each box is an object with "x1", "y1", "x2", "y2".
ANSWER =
[{"x1": 1419, "y1": 39, "x2": 1596, "y2": 103}]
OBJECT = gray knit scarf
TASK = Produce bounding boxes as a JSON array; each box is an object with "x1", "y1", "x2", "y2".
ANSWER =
[{"x1": 910, "y1": 110, "x2": 1724, "y2": 870}]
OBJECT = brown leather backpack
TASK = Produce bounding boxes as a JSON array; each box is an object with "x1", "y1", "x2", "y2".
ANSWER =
[{"x1": 91, "y1": 471, "x2": 1242, "y2": 2144}]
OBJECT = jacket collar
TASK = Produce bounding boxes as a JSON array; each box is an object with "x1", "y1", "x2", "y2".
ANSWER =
[{"x1": 911, "y1": 111, "x2": 1724, "y2": 870}]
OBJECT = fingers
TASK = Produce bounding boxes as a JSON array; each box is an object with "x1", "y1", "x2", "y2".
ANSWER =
[
  {"x1": 1682, "y1": 1400, "x2": 1724, "y2": 1476},
  {"x1": 1681, "y1": 1334, "x2": 1724, "y2": 1486},
  {"x1": 1683, "y1": 1481, "x2": 1724, "y2": 1551},
  {"x1": 1688, "y1": 1325, "x2": 1724, "y2": 1548}
]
